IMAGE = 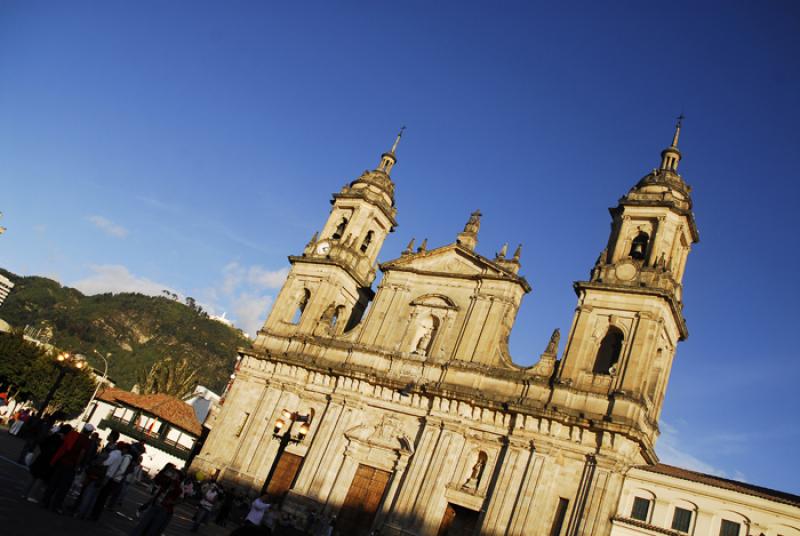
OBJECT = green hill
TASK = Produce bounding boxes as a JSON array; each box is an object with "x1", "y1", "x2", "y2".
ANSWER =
[{"x1": 0, "y1": 268, "x2": 251, "y2": 393}]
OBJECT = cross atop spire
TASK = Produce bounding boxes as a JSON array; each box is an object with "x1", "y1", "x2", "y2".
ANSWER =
[
  {"x1": 660, "y1": 115, "x2": 684, "y2": 172},
  {"x1": 672, "y1": 114, "x2": 684, "y2": 148},
  {"x1": 391, "y1": 126, "x2": 406, "y2": 154},
  {"x1": 377, "y1": 127, "x2": 406, "y2": 175}
]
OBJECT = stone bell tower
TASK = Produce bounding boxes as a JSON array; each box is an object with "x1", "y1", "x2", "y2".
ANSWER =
[
  {"x1": 552, "y1": 117, "x2": 700, "y2": 461},
  {"x1": 257, "y1": 131, "x2": 401, "y2": 341}
]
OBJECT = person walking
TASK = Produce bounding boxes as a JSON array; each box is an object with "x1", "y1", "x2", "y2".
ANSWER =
[
  {"x1": 243, "y1": 493, "x2": 271, "y2": 527},
  {"x1": 41, "y1": 423, "x2": 94, "y2": 513},
  {"x1": 113, "y1": 453, "x2": 143, "y2": 507},
  {"x1": 22, "y1": 424, "x2": 69, "y2": 502},
  {"x1": 214, "y1": 486, "x2": 235, "y2": 527},
  {"x1": 129, "y1": 467, "x2": 183, "y2": 536},
  {"x1": 75, "y1": 440, "x2": 123, "y2": 518},
  {"x1": 89, "y1": 442, "x2": 133, "y2": 520},
  {"x1": 190, "y1": 481, "x2": 220, "y2": 532},
  {"x1": 137, "y1": 462, "x2": 175, "y2": 517}
]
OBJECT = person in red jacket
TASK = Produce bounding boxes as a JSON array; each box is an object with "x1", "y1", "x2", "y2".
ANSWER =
[
  {"x1": 129, "y1": 465, "x2": 184, "y2": 536},
  {"x1": 41, "y1": 423, "x2": 94, "y2": 513}
]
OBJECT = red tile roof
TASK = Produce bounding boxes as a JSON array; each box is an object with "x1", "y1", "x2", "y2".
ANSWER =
[
  {"x1": 98, "y1": 387, "x2": 202, "y2": 436},
  {"x1": 640, "y1": 463, "x2": 800, "y2": 508}
]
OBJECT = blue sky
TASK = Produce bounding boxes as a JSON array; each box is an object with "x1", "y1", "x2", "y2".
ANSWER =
[{"x1": 1, "y1": 2, "x2": 798, "y2": 493}]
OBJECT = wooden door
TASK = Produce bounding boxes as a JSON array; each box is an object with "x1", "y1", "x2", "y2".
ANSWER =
[
  {"x1": 438, "y1": 503, "x2": 480, "y2": 536},
  {"x1": 264, "y1": 451, "x2": 302, "y2": 501},
  {"x1": 336, "y1": 464, "x2": 391, "y2": 536},
  {"x1": 437, "y1": 503, "x2": 457, "y2": 535}
]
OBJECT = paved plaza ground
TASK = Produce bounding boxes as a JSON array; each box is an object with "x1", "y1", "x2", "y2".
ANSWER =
[{"x1": 0, "y1": 429, "x2": 239, "y2": 536}]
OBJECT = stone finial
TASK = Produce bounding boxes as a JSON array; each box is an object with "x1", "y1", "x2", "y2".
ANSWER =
[
  {"x1": 307, "y1": 231, "x2": 319, "y2": 246},
  {"x1": 456, "y1": 210, "x2": 481, "y2": 251},
  {"x1": 595, "y1": 248, "x2": 607, "y2": 268},
  {"x1": 497, "y1": 243, "x2": 508, "y2": 259},
  {"x1": 544, "y1": 328, "x2": 560, "y2": 355},
  {"x1": 417, "y1": 238, "x2": 428, "y2": 253},
  {"x1": 403, "y1": 238, "x2": 415, "y2": 255},
  {"x1": 513, "y1": 244, "x2": 522, "y2": 261}
]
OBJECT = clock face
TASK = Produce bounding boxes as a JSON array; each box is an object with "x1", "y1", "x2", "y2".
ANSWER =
[{"x1": 316, "y1": 241, "x2": 331, "y2": 255}]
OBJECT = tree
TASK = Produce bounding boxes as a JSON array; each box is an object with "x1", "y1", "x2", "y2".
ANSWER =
[
  {"x1": 136, "y1": 357, "x2": 197, "y2": 399},
  {"x1": 0, "y1": 331, "x2": 95, "y2": 417}
]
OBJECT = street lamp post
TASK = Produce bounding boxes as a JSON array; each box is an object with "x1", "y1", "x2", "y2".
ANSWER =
[
  {"x1": 79, "y1": 350, "x2": 111, "y2": 425},
  {"x1": 261, "y1": 409, "x2": 312, "y2": 496},
  {"x1": 37, "y1": 352, "x2": 85, "y2": 415}
]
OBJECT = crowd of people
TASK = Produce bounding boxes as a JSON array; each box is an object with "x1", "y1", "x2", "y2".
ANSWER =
[
  {"x1": 5, "y1": 410, "x2": 342, "y2": 535},
  {"x1": 15, "y1": 415, "x2": 145, "y2": 521}
]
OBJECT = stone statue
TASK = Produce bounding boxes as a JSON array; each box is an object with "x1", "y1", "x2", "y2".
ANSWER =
[
  {"x1": 463, "y1": 453, "x2": 487, "y2": 489},
  {"x1": 463, "y1": 210, "x2": 482, "y2": 233},
  {"x1": 414, "y1": 329, "x2": 432, "y2": 356},
  {"x1": 545, "y1": 328, "x2": 560, "y2": 355}
]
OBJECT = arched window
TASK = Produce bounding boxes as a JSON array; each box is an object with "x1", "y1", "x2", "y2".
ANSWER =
[
  {"x1": 630, "y1": 231, "x2": 649, "y2": 260},
  {"x1": 360, "y1": 231, "x2": 374, "y2": 253},
  {"x1": 291, "y1": 289, "x2": 311, "y2": 324},
  {"x1": 330, "y1": 305, "x2": 345, "y2": 330},
  {"x1": 332, "y1": 218, "x2": 348, "y2": 240},
  {"x1": 593, "y1": 326, "x2": 624, "y2": 374}
]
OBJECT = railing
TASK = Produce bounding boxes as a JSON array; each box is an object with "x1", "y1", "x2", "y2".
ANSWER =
[{"x1": 99, "y1": 416, "x2": 194, "y2": 460}]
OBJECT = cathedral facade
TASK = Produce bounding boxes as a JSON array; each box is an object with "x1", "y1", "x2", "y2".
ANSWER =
[{"x1": 192, "y1": 124, "x2": 700, "y2": 536}]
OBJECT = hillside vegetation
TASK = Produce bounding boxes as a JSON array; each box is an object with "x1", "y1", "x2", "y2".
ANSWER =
[{"x1": 0, "y1": 268, "x2": 251, "y2": 393}]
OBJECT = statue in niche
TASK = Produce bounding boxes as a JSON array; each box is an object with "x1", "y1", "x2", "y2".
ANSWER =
[
  {"x1": 412, "y1": 315, "x2": 439, "y2": 357},
  {"x1": 656, "y1": 251, "x2": 667, "y2": 270},
  {"x1": 413, "y1": 328, "x2": 433, "y2": 356},
  {"x1": 463, "y1": 451, "x2": 488, "y2": 490}
]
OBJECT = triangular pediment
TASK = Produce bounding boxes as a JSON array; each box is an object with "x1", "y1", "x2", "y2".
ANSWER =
[{"x1": 381, "y1": 244, "x2": 520, "y2": 282}]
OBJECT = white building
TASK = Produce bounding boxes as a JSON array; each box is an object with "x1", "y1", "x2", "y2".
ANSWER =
[
  {"x1": 85, "y1": 387, "x2": 203, "y2": 475},
  {"x1": 183, "y1": 385, "x2": 220, "y2": 424},
  {"x1": 0, "y1": 273, "x2": 13, "y2": 306},
  {"x1": 612, "y1": 464, "x2": 800, "y2": 536}
]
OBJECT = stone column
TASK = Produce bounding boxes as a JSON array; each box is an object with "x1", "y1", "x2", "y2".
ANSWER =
[
  {"x1": 246, "y1": 388, "x2": 297, "y2": 485},
  {"x1": 291, "y1": 397, "x2": 344, "y2": 495},
  {"x1": 387, "y1": 419, "x2": 443, "y2": 530},
  {"x1": 414, "y1": 425, "x2": 466, "y2": 535},
  {"x1": 506, "y1": 452, "x2": 548, "y2": 536},
  {"x1": 565, "y1": 454, "x2": 597, "y2": 536},
  {"x1": 324, "y1": 441, "x2": 362, "y2": 515},
  {"x1": 307, "y1": 403, "x2": 360, "y2": 503},
  {"x1": 580, "y1": 467, "x2": 620, "y2": 535},
  {"x1": 373, "y1": 453, "x2": 411, "y2": 531},
  {"x1": 480, "y1": 439, "x2": 533, "y2": 536},
  {"x1": 240, "y1": 386, "x2": 285, "y2": 473}
]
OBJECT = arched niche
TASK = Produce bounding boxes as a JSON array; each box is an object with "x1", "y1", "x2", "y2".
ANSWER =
[
  {"x1": 403, "y1": 294, "x2": 459, "y2": 360},
  {"x1": 291, "y1": 288, "x2": 311, "y2": 324},
  {"x1": 593, "y1": 326, "x2": 624, "y2": 375}
]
